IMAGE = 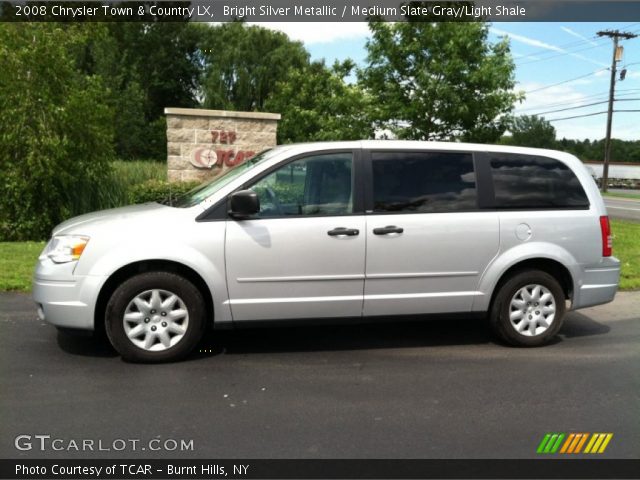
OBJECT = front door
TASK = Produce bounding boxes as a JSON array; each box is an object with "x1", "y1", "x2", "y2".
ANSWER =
[{"x1": 225, "y1": 151, "x2": 366, "y2": 321}]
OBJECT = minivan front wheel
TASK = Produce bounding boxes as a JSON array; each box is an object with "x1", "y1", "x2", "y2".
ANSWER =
[
  {"x1": 490, "y1": 270, "x2": 566, "y2": 346},
  {"x1": 105, "y1": 272, "x2": 206, "y2": 362}
]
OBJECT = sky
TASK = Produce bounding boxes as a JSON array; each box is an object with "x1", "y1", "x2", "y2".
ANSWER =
[{"x1": 253, "y1": 21, "x2": 640, "y2": 141}]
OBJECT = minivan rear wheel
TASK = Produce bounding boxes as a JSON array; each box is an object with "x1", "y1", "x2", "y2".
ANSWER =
[
  {"x1": 490, "y1": 270, "x2": 566, "y2": 346},
  {"x1": 105, "y1": 271, "x2": 206, "y2": 362}
]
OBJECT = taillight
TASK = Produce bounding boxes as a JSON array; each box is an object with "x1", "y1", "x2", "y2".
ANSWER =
[{"x1": 600, "y1": 216, "x2": 612, "y2": 257}]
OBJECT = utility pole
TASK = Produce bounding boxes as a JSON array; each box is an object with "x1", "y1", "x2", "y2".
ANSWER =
[{"x1": 596, "y1": 30, "x2": 637, "y2": 193}]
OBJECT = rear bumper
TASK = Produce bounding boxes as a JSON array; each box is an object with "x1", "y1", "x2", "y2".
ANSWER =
[
  {"x1": 572, "y1": 257, "x2": 621, "y2": 310},
  {"x1": 32, "y1": 262, "x2": 105, "y2": 331}
]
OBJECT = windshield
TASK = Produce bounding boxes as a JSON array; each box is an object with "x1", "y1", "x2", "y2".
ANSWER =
[{"x1": 170, "y1": 148, "x2": 280, "y2": 208}]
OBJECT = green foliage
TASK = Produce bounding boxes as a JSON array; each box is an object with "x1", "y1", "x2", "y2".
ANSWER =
[
  {"x1": 0, "y1": 23, "x2": 115, "y2": 241},
  {"x1": 78, "y1": 22, "x2": 201, "y2": 160},
  {"x1": 360, "y1": 21, "x2": 522, "y2": 142},
  {"x1": 128, "y1": 179, "x2": 200, "y2": 205},
  {"x1": 557, "y1": 138, "x2": 640, "y2": 163},
  {"x1": 254, "y1": 183, "x2": 305, "y2": 206},
  {"x1": 500, "y1": 117, "x2": 640, "y2": 162},
  {"x1": 200, "y1": 22, "x2": 309, "y2": 111},
  {"x1": 502, "y1": 115, "x2": 557, "y2": 149},
  {"x1": 266, "y1": 60, "x2": 374, "y2": 143},
  {"x1": 93, "y1": 160, "x2": 168, "y2": 207},
  {"x1": 112, "y1": 160, "x2": 167, "y2": 184}
]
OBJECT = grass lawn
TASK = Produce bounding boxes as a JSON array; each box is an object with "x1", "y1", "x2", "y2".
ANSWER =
[
  {"x1": 0, "y1": 241, "x2": 45, "y2": 291},
  {"x1": 0, "y1": 220, "x2": 638, "y2": 292},
  {"x1": 612, "y1": 220, "x2": 640, "y2": 290},
  {"x1": 603, "y1": 191, "x2": 640, "y2": 200}
]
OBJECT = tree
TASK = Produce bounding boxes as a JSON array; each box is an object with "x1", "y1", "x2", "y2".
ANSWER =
[
  {"x1": 0, "y1": 23, "x2": 115, "y2": 240},
  {"x1": 266, "y1": 60, "x2": 373, "y2": 143},
  {"x1": 360, "y1": 20, "x2": 521, "y2": 142},
  {"x1": 200, "y1": 22, "x2": 309, "y2": 111},
  {"x1": 506, "y1": 115, "x2": 557, "y2": 149},
  {"x1": 77, "y1": 19, "x2": 203, "y2": 159}
]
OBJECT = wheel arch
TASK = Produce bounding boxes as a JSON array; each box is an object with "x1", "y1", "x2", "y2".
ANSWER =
[
  {"x1": 94, "y1": 260, "x2": 215, "y2": 336},
  {"x1": 485, "y1": 258, "x2": 574, "y2": 315}
]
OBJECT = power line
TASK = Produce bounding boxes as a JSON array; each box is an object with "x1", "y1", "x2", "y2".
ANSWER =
[
  {"x1": 522, "y1": 68, "x2": 608, "y2": 94},
  {"x1": 531, "y1": 100, "x2": 609, "y2": 116},
  {"x1": 511, "y1": 28, "x2": 635, "y2": 63},
  {"x1": 514, "y1": 37, "x2": 602, "y2": 62},
  {"x1": 516, "y1": 26, "x2": 640, "y2": 66},
  {"x1": 516, "y1": 42, "x2": 609, "y2": 66},
  {"x1": 516, "y1": 90, "x2": 640, "y2": 115},
  {"x1": 546, "y1": 111, "x2": 608, "y2": 122},
  {"x1": 530, "y1": 98, "x2": 640, "y2": 116},
  {"x1": 516, "y1": 92, "x2": 611, "y2": 112},
  {"x1": 547, "y1": 109, "x2": 640, "y2": 122}
]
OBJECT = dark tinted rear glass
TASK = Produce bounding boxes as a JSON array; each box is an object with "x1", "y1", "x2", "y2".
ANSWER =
[
  {"x1": 372, "y1": 152, "x2": 476, "y2": 213},
  {"x1": 489, "y1": 154, "x2": 589, "y2": 209}
]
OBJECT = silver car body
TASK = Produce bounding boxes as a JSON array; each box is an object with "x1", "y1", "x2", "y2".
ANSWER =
[{"x1": 33, "y1": 141, "x2": 621, "y2": 331}]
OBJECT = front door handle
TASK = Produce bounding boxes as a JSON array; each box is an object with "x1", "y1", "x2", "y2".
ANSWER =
[
  {"x1": 328, "y1": 227, "x2": 360, "y2": 237},
  {"x1": 373, "y1": 225, "x2": 404, "y2": 235}
]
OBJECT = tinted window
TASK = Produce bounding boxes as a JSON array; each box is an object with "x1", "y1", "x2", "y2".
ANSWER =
[
  {"x1": 371, "y1": 152, "x2": 476, "y2": 213},
  {"x1": 250, "y1": 153, "x2": 353, "y2": 217},
  {"x1": 489, "y1": 154, "x2": 589, "y2": 208}
]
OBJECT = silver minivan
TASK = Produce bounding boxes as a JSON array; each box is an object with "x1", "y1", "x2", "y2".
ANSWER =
[{"x1": 33, "y1": 141, "x2": 621, "y2": 362}]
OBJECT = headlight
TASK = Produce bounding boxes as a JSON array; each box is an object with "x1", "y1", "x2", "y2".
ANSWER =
[{"x1": 40, "y1": 235, "x2": 90, "y2": 264}]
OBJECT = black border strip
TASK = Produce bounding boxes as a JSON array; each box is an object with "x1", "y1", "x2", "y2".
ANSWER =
[{"x1": 3, "y1": 459, "x2": 640, "y2": 479}]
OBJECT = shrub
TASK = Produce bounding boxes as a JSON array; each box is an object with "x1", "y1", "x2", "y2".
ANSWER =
[{"x1": 128, "y1": 180, "x2": 201, "y2": 205}]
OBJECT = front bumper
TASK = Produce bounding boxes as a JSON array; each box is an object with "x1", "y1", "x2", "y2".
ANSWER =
[
  {"x1": 32, "y1": 260, "x2": 106, "y2": 331},
  {"x1": 572, "y1": 257, "x2": 621, "y2": 310}
]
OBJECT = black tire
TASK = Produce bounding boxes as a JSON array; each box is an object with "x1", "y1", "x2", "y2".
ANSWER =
[
  {"x1": 105, "y1": 271, "x2": 206, "y2": 362},
  {"x1": 490, "y1": 270, "x2": 566, "y2": 347}
]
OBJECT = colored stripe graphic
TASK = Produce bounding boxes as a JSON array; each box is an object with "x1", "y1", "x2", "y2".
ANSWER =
[
  {"x1": 560, "y1": 434, "x2": 575, "y2": 454},
  {"x1": 550, "y1": 433, "x2": 565, "y2": 453},
  {"x1": 598, "y1": 433, "x2": 613, "y2": 453},
  {"x1": 540, "y1": 433, "x2": 614, "y2": 454},
  {"x1": 537, "y1": 433, "x2": 565, "y2": 453},
  {"x1": 537, "y1": 434, "x2": 552, "y2": 453},
  {"x1": 567, "y1": 433, "x2": 583, "y2": 453},
  {"x1": 574, "y1": 433, "x2": 588, "y2": 453},
  {"x1": 585, "y1": 433, "x2": 614, "y2": 453}
]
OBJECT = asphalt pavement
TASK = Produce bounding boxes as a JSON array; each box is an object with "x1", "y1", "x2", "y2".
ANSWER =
[
  {"x1": 0, "y1": 291, "x2": 638, "y2": 459},
  {"x1": 604, "y1": 195, "x2": 640, "y2": 222}
]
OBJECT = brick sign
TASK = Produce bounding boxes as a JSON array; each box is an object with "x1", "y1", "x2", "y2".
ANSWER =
[{"x1": 165, "y1": 108, "x2": 280, "y2": 183}]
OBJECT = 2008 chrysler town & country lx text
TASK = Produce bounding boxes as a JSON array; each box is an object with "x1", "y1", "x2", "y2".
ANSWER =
[{"x1": 33, "y1": 141, "x2": 621, "y2": 362}]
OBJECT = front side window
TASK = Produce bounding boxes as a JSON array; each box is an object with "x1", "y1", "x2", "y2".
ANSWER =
[
  {"x1": 372, "y1": 151, "x2": 477, "y2": 213},
  {"x1": 250, "y1": 152, "x2": 354, "y2": 218},
  {"x1": 489, "y1": 154, "x2": 589, "y2": 209},
  {"x1": 172, "y1": 148, "x2": 280, "y2": 208}
]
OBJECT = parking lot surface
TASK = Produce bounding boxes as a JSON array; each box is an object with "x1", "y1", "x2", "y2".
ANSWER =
[{"x1": 1, "y1": 291, "x2": 638, "y2": 459}]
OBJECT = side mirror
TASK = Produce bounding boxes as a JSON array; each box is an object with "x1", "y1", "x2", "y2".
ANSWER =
[{"x1": 229, "y1": 189, "x2": 259, "y2": 219}]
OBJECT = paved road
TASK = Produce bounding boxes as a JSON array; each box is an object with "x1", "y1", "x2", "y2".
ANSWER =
[
  {"x1": 1, "y1": 292, "x2": 638, "y2": 459},
  {"x1": 604, "y1": 196, "x2": 640, "y2": 222}
]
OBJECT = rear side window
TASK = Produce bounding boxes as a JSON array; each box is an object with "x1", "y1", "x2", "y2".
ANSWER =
[
  {"x1": 488, "y1": 154, "x2": 589, "y2": 209},
  {"x1": 371, "y1": 152, "x2": 476, "y2": 213}
]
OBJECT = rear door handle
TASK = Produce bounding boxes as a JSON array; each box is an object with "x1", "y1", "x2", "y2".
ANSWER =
[
  {"x1": 328, "y1": 227, "x2": 360, "y2": 237},
  {"x1": 373, "y1": 225, "x2": 404, "y2": 235}
]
